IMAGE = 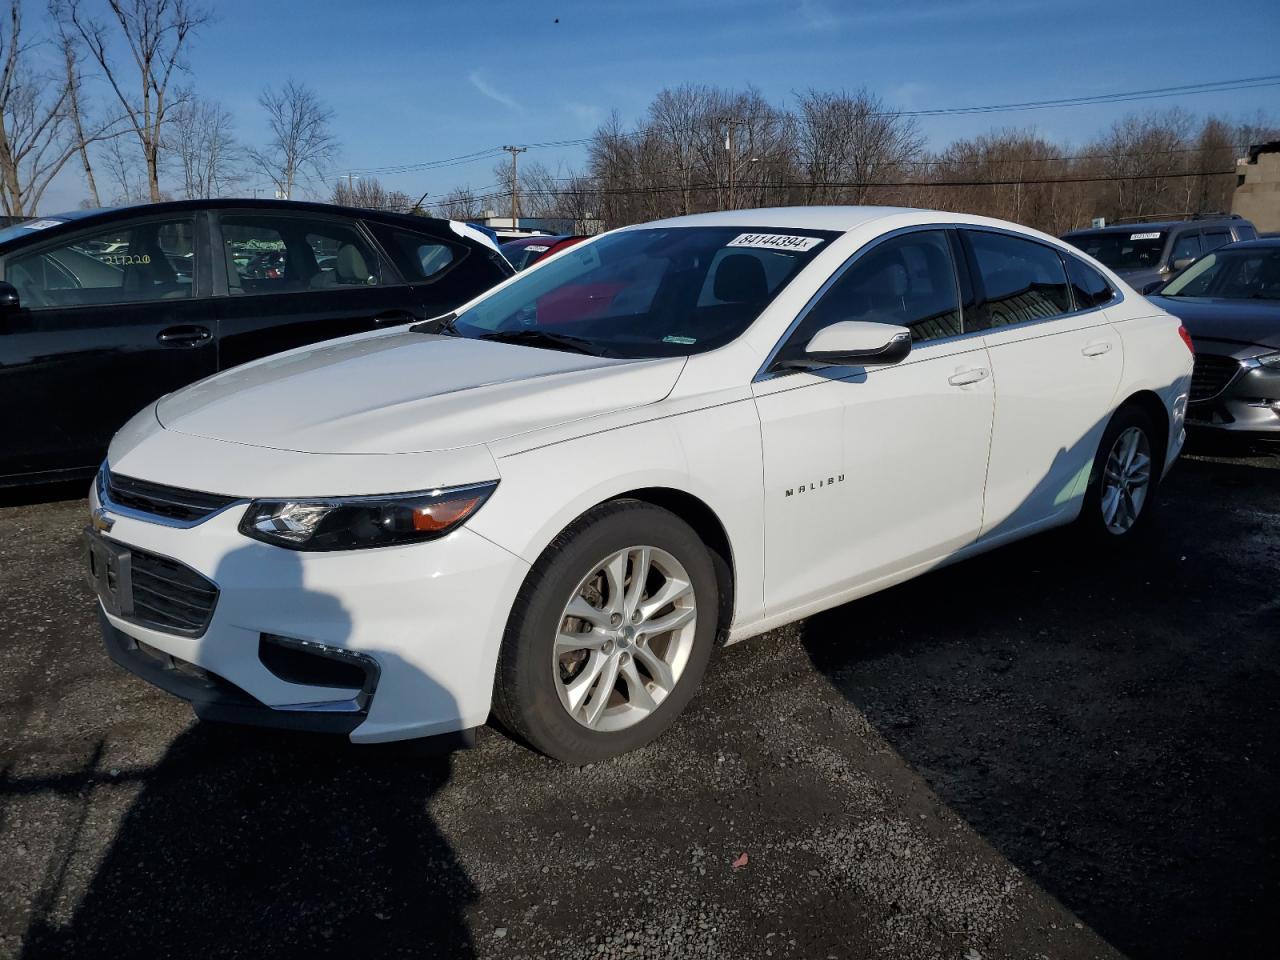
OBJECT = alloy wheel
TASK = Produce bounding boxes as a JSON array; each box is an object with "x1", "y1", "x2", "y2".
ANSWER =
[
  {"x1": 553, "y1": 545, "x2": 697, "y2": 732},
  {"x1": 1100, "y1": 425, "x2": 1152, "y2": 535}
]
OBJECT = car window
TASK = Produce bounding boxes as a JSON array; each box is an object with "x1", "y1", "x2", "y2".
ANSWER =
[
  {"x1": 1064, "y1": 231, "x2": 1164, "y2": 271},
  {"x1": 967, "y1": 230, "x2": 1071, "y2": 328},
  {"x1": 1064, "y1": 255, "x2": 1117, "y2": 309},
  {"x1": 1161, "y1": 248, "x2": 1280, "y2": 299},
  {"x1": 4, "y1": 218, "x2": 195, "y2": 309},
  {"x1": 1201, "y1": 229, "x2": 1231, "y2": 252},
  {"x1": 219, "y1": 214, "x2": 380, "y2": 296},
  {"x1": 778, "y1": 230, "x2": 962, "y2": 361},
  {"x1": 1170, "y1": 232, "x2": 1202, "y2": 263},
  {"x1": 1236, "y1": 224, "x2": 1257, "y2": 241},
  {"x1": 697, "y1": 247, "x2": 799, "y2": 307},
  {"x1": 369, "y1": 226, "x2": 460, "y2": 282}
]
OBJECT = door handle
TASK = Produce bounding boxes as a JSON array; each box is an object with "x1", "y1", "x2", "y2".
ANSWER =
[
  {"x1": 373, "y1": 310, "x2": 417, "y2": 325},
  {"x1": 1081, "y1": 341, "x2": 1113, "y2": 357},
  {"x1": 947, "y1": 367, "x2": 990, "y2": 387},
  {"x1": 156, "y1": 325, "x2": 211, "y2": 345}
]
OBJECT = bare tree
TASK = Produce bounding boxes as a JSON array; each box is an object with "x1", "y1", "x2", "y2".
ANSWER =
[
  {"x1": 433, "y1": 185, "x2": 481, "y2": 220},
  {"x1": 167, "y1": 93, "x2": 240, "y2": 198},
  {"x1": 59, "y1": 0, "x2": 207, "y2": 203},
  {"x1": 57, "y1": 27, "x2": 99, "y2": 206},
  {"x1": 248, "y1": 79, "x2": 336, "y2": 199},
  {"x1": 331, "y1": 175, "x2": 411, "y2": 212}
]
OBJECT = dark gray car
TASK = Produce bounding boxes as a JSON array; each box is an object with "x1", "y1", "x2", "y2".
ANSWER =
[
  {"x1": 1062, "y1": 215, "x2": 1257, "y2": 292},
  {"x1": 1147, "y1": 238, "x2": 1280, "y2": 434}
]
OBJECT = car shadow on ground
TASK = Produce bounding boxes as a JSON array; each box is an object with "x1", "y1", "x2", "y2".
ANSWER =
[{"x1": 799, "y1": 456, "x2": 1280, "y2": 960}]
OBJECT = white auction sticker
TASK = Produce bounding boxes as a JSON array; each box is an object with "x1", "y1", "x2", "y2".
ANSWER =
[
  {"x1": 727, "y1": 233, "x2": 824, "y2": 252},
  {"x1": 1129, "y1": 232, "x2": 1161, "y2": 241},
  {"x1": 22, "y1": 219, "x2": 64, "y2": 230}
]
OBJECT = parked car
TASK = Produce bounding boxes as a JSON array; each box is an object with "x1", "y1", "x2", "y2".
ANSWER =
[
  {"x1": 87, "y1": 207, "x2": 1193, "y2": 763},
  {"x1": 500, "y1": 235, "x2": 559, "y2": 271},
  {"x1": 1146, "y1": 238, "x2": 1280, "y2": 434},
  {"x1": 530, "y1": 234, "x2": 588, "y2": 266},
  {"x1": 0, "y1": 199, "x2": 513, "y2": 487},
  {"x1": 1062, "y1": 215, "x2": 1257, "y2": 292}
]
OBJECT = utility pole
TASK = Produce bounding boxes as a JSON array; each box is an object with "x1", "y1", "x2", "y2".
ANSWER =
[
  {"x1": 502, "y1": 145, "x2": 527, "y2": 227},
  {"x1": 718, "y1": 118, "x2": 747, "y2": 210}
]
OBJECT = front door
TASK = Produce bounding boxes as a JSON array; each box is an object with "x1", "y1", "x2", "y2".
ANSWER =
[
  {"x1": 0, "y1": 214, "x2": 215, "y2": 481},
  {"x1": 752, "y1": 229, "x2": 995, "y2": 618},
  {"x1": 212, "y1": 210, "x2": 416, "y2": 370}
]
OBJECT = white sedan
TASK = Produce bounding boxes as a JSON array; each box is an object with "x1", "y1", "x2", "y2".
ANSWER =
[{"x1": 87, "y1": 207, "x2": 1194, "y2": 763}]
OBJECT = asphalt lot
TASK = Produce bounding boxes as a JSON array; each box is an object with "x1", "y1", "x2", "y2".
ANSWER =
[{"x1": 2, "y1": 440, "x2": 1277, "y2": 960}]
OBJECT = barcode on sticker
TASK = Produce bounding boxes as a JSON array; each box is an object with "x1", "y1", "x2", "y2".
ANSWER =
[
  {"x1": 1129, "y1": 232, "x2": 1161, "y2": 240},
  {"x1": 727, "y1": 233, "x2": 824, "y2": 252}
]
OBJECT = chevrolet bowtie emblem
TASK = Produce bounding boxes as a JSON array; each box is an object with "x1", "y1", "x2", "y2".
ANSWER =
[{"x1": 91, "y1": 507, "x2": 115, "y2": 533}]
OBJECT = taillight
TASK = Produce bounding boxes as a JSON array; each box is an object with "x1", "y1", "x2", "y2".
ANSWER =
[{"x1": 1177, "y1": 324, "x2": 1195, "y2": 356}]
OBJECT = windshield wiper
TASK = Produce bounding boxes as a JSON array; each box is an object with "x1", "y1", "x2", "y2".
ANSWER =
[
  {"x1": 478, "y1": 328, "x2": 612, "y2": 356},
  {"x1": 411, "y1": 312, "x2": 459, "y2": 335}
]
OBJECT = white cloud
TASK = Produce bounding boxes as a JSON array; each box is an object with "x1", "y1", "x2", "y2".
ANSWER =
[
  {"x1": 566, "y1": 101, "x2": 603, "y2": 128},
  {"x1": 468, "y1": 70, "x2": 522, "y2": 112}
]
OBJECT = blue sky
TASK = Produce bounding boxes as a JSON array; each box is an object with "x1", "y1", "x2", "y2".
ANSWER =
[{"x1": 43, "y1": 0, "x2": 1280, "y2": 211}]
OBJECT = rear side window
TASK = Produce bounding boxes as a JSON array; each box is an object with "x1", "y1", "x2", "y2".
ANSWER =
[
  {"x1": 1202, "y1": 229, "x2": 1231, "y2": 252},
  {"x1": 369, "y1": 225, "x2": 462, "y2": 282},
  {"x1": 780, "y1": 230, "x2": 962, "y2": 359},
  {"x1": 1236, "y1": 224, "x2": 1257, "y2": 241},
  {"x1": 219, "y1": 214, "x2": 381, "y2": 296},
  {"x1": 1064, "y1": 256, "x2": 1116, "y2": 309},
  {"x1": 967, "y1": 230, "x2": 1071, "y2": 328}
]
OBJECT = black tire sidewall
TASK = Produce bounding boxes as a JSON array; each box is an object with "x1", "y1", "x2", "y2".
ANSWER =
[{"x1": 495, "y1": 501, "x2": 719, "y2": 763}]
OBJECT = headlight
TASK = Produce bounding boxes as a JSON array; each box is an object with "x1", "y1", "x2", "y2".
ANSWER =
[
  {"x1": 239, "y1": 482, "x2": 497, "y2": 551},
  {"x1": 1258, "y1": 352, "x2": 1280, "y2": 369}
]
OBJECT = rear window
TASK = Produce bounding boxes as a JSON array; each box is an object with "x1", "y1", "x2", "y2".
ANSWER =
[{"x1": 1065, "y1": 231, "x2": 1165, "y2": 271}]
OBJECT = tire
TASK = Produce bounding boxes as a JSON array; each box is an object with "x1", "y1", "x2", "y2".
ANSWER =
[
  {"x1": 492, "y1": 500, "x2": 719, "y2": 763},
  {"x1": 1078, "y1": 405, "x2": 1162, "y2": 540}
]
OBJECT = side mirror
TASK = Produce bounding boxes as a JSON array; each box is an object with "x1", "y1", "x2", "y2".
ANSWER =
[
  {"x1": 782, "y1": 320, "x2": 912, "y2": 369},
  {"x1": 1171, "y1": 257, "x2": 1195, "y2": 272},
  {"x1": 0, "y1": 281, "x2": 19, "y2": 312},
  {"x1": 1141, "y1": 280, "x2": 1165, "y2": 296}
]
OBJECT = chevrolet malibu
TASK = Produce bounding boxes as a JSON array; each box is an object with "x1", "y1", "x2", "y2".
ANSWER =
[{"x1": 87, "y1": 207, "x2": 1194, "y2": 763}]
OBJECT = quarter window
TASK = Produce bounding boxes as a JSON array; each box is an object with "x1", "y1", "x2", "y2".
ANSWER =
[
  {"x1": 967, "y1": 230, "x2": 1071, "y2": 329},
  {"x1": 5, "y1": 218, "x2": 195, "y2": 309},
  {"x1": 778, "y1": 230, "x2": 962, "y2": 362},
  {"x1": 1064, "y1": 255, "x2": 1116, "y2": 310},
  {"x1": 367, "y1": 223, "x2": 462, "y2": 282},
  {"x1": 219, "y1": 214, "x2": 381, "y2": 295}
]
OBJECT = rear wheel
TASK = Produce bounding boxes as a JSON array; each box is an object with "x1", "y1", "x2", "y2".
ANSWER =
[
  {"x1": 492, "y1": 500, "x2": 719, "y2": 763},
  {"x1": 1079, "y1": 406, "x2": 1161, "y2": 539}
]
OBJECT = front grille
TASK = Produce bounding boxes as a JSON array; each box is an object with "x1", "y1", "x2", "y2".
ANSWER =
[
  {"x1": 1189, "y1": 354, "x2": 1242, "y2": 402},
  {"x1": 127, "y1": 547, "x2": 219, "y2": 636},
  {"x1": 105, "y1": 469, "x2": 239, "y2": 523}
]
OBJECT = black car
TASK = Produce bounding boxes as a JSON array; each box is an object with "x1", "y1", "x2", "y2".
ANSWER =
[
  {"x1": 0, "y1": 199, "x2": 512, "y2": 487},
  {"x1": 1147, "y1": 238, "x2": 1280, "y2": 435},
  {"x1": 1061, "y1": 215, "x2": 1257, "y2": 293}
]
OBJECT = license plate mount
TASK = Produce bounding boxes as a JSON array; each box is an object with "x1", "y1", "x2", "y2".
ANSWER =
[{"x1": 85, "y1": 530, "x2": 134, "y2": 618}]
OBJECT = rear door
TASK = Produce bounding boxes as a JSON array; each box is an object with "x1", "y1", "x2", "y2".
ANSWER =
[
  {"x1": 0, "y1": 213, "x2": 215, "y2": 480},
  {"x1": 212, "y1": 209, "x2": 417, "y2": 370},
  {"x1": 961, "y1": 228, "x2": 1124, "y2": 542}
]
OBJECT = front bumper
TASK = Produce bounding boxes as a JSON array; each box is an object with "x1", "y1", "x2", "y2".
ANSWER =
[
  {"x1": 89, "y1": 482, "x2": 530, "y2": 743},
  {"x1": 1187, "y1": 356, "x2": 1280, "y2": 433}
]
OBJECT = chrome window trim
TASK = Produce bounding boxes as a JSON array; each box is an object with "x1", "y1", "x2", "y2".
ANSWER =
[{"x1": 97, "y1": 464, "x2": 248, "y2": 530}]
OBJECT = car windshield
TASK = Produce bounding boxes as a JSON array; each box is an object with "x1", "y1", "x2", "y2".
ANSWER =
[
  {"x1": 1065, "y1": 231, "x2": 1166, "y2": 271},
  {"x1": 1160, "y1": 247, "x2": 1280, "y2": 299},
  {"x1": 445, "y1": 226, "x2": 838, "y2": 358},
  {"x1": 501, "y1": 240, "x2": 555, "y2": 271}
]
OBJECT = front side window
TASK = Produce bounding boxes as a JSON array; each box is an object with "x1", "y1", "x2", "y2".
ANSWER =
[
  {"x1": 446, "y1": 226, "x2": 836, "y2": 358},
  {"x1": 5, "y1": 218, "x2": 195, "y2": 309},
  {"x1": 1170, "y1": 231, "x2": 1202, "y2": 264},
  {"x1": 776, "y1": 230, "x2": 962, "y2": 364},
  {"x1": 1064, "y1": 255, "x2": 1117, "y2": 309},
  {"x1": 1065, "y1": 231, "x2": 1164, "y2": 271},
  {"x1": 220, "y1": 214, "x2": 381, "y2": 296},
  {"x1": 1161, "y1": 248, "x2": 1280, "y2": 300},
  {"x1": 1201, "y1": 229, "x2": 1231, "y2": 253},
  {"x1": 968, "y1": 230, "x2": 1071, "y2": 328}
]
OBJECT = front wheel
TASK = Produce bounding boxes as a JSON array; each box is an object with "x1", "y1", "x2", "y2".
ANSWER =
[
  {"x1": 492, "y1": 501, "x2": 719, "y2": 763},
  {"x1": 1079, "y1": 406, "x2": 1161, "y2": 539}
]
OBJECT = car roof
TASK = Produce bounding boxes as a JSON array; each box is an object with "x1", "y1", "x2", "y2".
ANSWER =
[
  {"x1": 629, "y1": 205, "x2": 924, "y2": 232},
  {"x1": 1219, "y1": 237, "x2": 1280, "y2": 250},
  {"x1": 500, "y1": 235, "x2": 565, "y2": 249},
  {"x1": 0, "y1": 198, "x2": 468, "y2": 250},
  {"x1": 1062, "y1": 218, "x2": 1244, "y2": 236}
]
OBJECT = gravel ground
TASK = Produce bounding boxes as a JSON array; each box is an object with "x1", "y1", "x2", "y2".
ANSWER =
[{"x1": 1, "y1": 441, "x2": 1277, "y2": 960}]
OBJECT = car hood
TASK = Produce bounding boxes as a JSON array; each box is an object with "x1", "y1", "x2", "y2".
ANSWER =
[
  {"x1": 156, "y1": 331, "x2": 685, "y2": 454},
  {"x1": 1148, "y1": 296, "x2": 1280, "y2": 351}
]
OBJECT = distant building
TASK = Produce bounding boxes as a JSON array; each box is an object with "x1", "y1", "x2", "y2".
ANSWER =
[
  {"x1": 1233, "y1": 141, "x2": 1280, "y2": 233},
  {"x1": 470, "y1": 212, "x2": 604, "y2": 237}
]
